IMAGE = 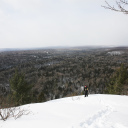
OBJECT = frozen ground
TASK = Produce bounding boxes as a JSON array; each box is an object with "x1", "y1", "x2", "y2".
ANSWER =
[{"x1": 0, "y1": 94, "x2": 128, "y2": 128}]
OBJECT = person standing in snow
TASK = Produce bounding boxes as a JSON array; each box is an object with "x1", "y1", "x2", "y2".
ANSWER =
[{"x1": 84, "y1": 85, "x2": 88, "y2": 97}]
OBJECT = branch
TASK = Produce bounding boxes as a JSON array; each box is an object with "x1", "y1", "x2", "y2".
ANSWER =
[
  {"x1": 120, "y1": 0, "x2": 128, "y2": 4},
  {"x1": 102, "y1": 0, "x2": 128, "y2": 14},
  {"x1": 0, "y1": 107, "x2": 30, "y2": 121},
  {"x1": 102, "y1": 1, "x2": 120, "y2": 11}
]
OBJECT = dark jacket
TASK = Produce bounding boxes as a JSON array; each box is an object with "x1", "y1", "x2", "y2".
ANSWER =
[{"x1": 84, "y1": 86, "x2": 88, "y2": 92}]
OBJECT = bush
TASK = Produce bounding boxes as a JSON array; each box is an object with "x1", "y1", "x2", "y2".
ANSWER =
[{"x1": 0, "y1": 96, "x2": 29, "y2": 121}]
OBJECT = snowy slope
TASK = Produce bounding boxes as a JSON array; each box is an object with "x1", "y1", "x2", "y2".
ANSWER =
[{"x1": 0, "y1": 94, "x2": 128, "y2": 128}]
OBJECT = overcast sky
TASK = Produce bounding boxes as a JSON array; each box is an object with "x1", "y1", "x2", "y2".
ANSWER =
[{"x1": 0, "y1": 0, "x2": 128, "y2": 48}]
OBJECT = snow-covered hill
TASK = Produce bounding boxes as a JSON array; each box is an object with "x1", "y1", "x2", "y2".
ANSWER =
[{"x1": 1, "y1": 94, "x2": 128, "y2": 128}]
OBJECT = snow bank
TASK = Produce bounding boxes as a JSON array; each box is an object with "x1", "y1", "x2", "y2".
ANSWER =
[{"x1": 0, "y1": 94, "x2": 128, "y2": 128}]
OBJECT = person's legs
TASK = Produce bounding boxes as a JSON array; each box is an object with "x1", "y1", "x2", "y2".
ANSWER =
[{"x1": 85, "y1": 91, "x2": 87, "y2": 97}]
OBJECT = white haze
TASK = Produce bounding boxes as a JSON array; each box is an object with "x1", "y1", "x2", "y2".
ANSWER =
[{"x1": 0, "y1": 0, "x2": 128, "y2": 48}]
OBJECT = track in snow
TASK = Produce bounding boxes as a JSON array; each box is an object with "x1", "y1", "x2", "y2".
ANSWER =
[{"x1": 71, "y1": 95, "x2": 126, "y2": 128}]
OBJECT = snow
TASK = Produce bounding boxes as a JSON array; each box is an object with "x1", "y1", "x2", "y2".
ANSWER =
[
  {"x1": 107, "y1": 51, "x2": 124, "y2": 55},
  {"x1": 1, "y1": 94, "x2": 128, "y2": 128}
]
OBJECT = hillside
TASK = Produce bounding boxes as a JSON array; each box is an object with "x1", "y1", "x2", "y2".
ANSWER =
[
  {"x1": 1, "y1": 47, "x2": 128, "y2": 103},
  {"x1": 1, "y1": 94, "x2": 128, "y2": 128}
]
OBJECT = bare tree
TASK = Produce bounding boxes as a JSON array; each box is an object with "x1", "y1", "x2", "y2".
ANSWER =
[{"x1": 102, "y1": 0, "x2": 128, "y2": 14}]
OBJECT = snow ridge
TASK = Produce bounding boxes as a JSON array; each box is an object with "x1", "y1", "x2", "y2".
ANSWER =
[{"x1": 1, "y1": 94, "x2": 128, "y2": 128}]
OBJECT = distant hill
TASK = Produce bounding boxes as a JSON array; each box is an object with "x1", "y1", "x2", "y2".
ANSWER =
[{"x1": 0, "y1": 45, "x2": 111, "y2": 52}]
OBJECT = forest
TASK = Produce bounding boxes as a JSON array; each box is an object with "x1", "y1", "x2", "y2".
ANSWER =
[{"x1": 0, "y1": 46, "x2": 128, "y2": 105}]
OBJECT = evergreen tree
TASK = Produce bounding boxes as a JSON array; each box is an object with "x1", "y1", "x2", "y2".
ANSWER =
[
  {"x1": 106, "y1": 64, "x2": 128, "y2": 94},
  {"x1": 38, "y1": 91, "x2": 46, "y2": 102},
  {"x1": 10, "y1": 69, "x2": 32, "y2": 106}
]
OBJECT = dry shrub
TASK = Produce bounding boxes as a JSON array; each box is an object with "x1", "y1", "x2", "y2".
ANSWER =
[{"x1": 0, "y1": 96, "x2": 30, "y2": 121}]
